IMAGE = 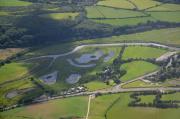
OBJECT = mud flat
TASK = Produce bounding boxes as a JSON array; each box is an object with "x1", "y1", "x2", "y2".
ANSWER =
[
  {"x1": 67, "y1": 59, "x2": 96, "y2": 68},
  {"x1": 66, "y1": 74, "x2": 81, "y2": 84},
  {"x1": 40, "y1": 71, "x2": 58, "y2": 85},
  {"x1": 75, "y1": 50, "x2": 104, "y2": 64},
  {"x1": 104, "y1": 51, "x2": 115, "y2": 62}
]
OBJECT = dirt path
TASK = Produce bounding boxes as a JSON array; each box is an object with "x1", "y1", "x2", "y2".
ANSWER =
[{"x1": 85, "y1": 95, "x2": 92, "y2": 119}]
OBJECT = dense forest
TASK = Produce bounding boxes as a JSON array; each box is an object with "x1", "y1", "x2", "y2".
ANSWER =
[{"x1": 0, "y1": 0, "x2": 180, "y2": 48}]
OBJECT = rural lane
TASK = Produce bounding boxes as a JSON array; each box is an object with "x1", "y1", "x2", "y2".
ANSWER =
[{"x1": 25, "y1": 42, "x2": 180, "y2": 61}]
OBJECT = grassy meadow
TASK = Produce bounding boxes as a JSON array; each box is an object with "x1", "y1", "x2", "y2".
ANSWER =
[
  {"x1": 0, "y1": 63, "x2": 33, "y2": 84},
  {"x1": 87, "y1": 0, "x2": 180, "y2": 26},
  {"x1": 97, "y1": 0, "x2": 136, "y2": 9},
  {"x1": 121, "y1": 61, "x2": 159, "y2": 81},
  {"x1": 92, "y1": 17, "x2": 156, "y2": 26},
  {"x1": 89, "y1": 93, "x2": 180, "y2": 119},
  {"x1": 122, "y1": 46, "x2": 167, "y2": 59},
  {"x1": 40, "y1": 12, "x2": 79, "y2": 20},
  {"x1": 122, "y1": 80, "x2": 161, "y2": 88},
  {"x1": 86, "y1": 6, "x2": 145, "y2": 18},
  {"x1": 0, "y1": 96, "x2": 88, "y2": 119},
  {"x1": 0, "y1": 0, "x2": 32, "y2": 7}
]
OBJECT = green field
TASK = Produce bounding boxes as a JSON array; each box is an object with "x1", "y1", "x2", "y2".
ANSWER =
[
  {"x1": 0, "y1": 63, "x2": 33, "y2": 84},
  {"x1": 106, "y1": 93, "x2": 180, "y2": 119},
  {"x1": 161, "y1": 92, "x2": 180, "y2": 101},
  {"x1": 1, "y1": 96, "x2": 88, "y2": 119},
  {"x1": 92, "y1": 16, "x2": 156, "y2": 26},
  {"x1": 122, "y1": 80, "x2": 161, "y2": 88},
  {"x1": 86, "y1": 6, "x2": 146, "y2": 18},
  {"x1": 97, "y1": 0, "x2": 136, "y2": 9},
  {"x1": 24, "y1": 27, "x2": 180, "y2": 57},
  {"x1": 89, "y1": 93, "x2": 120, "y2": 119},
  {"x1": 130, "y1": 0, "x2": 161, "y2": 10},
  {"x1": 121, "y1": 61, "x2": 158, "y2": 81},
  {"x1": 0, "y1": 11, "x2": 10, "y2": 16},
  {"x1": 139, "y1": 95, "x2": 155, "y2": 103},
  {"x1": 84, "y1": 80, "x2": 115, "y2": 91},
  {"x1": 122, "y1": 46, "x2": 167, "y2": 59},
  {"x1": 148, "y1": 11, "x2": 180, "y2": 23},
  {"x1": 98, "y1": 27, "x2": 180, "y2": 46},
  {"x1": 89, "y1": 93, "x2": 180, "y2": 119},
  {"x1": 147, "y1": 3, "x2": 180, "y2": 11},
  {"x1": 0, "y1": 0, "x2": 32, "y2": 7},
  {"x1": 0, "y1": 79, "x2": 35, "y2": 106},
  {"x1": 40, "y1": 12, "x2": 79, "y2": 20},
  {"x1": 88, "y1": 0, "x2": 180, "y2": 26}
]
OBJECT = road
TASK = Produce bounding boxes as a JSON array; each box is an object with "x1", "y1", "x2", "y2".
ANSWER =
[
  {"x1": 33, "y1": 87, "x2": 180, "y2": 103},
  {"x1": 25, "y1": 42, "x2": 180, "y2": 61}
]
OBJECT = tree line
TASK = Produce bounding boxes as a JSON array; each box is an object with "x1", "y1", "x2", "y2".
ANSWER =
[{"x1": 128, "y1": 91, "x2": 180, "y2": 108}]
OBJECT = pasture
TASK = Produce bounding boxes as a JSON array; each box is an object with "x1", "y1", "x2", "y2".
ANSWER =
[
  {"x1": 87, "y1": 0, "x2": 180, "y2": 26},
  {"x1": 130, "y1": 0, "x2": 161, "y2": 10},
  {"x1": 139, "y1": 95, "x2": 155, "y2": 103},
  {"x1": 122, "y1": 80, "x2": 161, "y2": 88},
  {"x1": 148, "y1": 11, "x2": 180, "y2": 23},
  {"x1": 0, "y1": 0, "x2": 32, "y2": 7},
  {"x1": 97, "y1": 0, "x2": 136, "y2": 9},
  {"x1": 121, "y1": 61, "x2": 158, "y2": 81},
  {"x1": 92, "y1": 16, "x2": 156, "y2": 26},
  {"x1": 0, "y1": 63, "x2": 33, "y2": 84},
  {"x1": 88, "y1": 93, "x2": 180, "y2": 119},
  {"x1": 122, "y1": 46, "x2": 167, "y2": 59},
  {"x1": 161, "y1": 92, "x2": 180, "y2": 101},
  {"x1": 0, "y1": 96, "x2": 88, "y2": 119},
  {"x1": 84, "y1": 80, "x2": 115, "y2": 91},
  {"x1": 86, "y1": 6, "x2": 146, "y2": 19},
  {"x1": 147, "y1": 3, "x2": 180, "y2": 11}
]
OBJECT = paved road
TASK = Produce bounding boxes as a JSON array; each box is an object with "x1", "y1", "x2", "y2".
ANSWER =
[
  {"x1": 33, "y1": 87, "x2": 180, "y2": 103},
  {"x1": 25, "y1": 42, "x2": 180, "y2": 61}
]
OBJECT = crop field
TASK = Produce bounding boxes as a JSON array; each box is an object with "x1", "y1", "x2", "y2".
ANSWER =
[
  {"x1": 40, "y1": 12, "x2": 79, "y2": 20},
  {"x1": 86, "y1": 6, "x2": 146, "y2": 19},
  {"x1": 122, "y1": 46, "x2": 167, "y2": 59},
  {"x1": 0, "y1": 96, "x2": 88, "y2": 119},
  {"x1": 89, "y1": 93, "x2": 180, "y2": 119},
  {"x1": 121, "y1": 61, "x2": 158, "y2": 81},
  {"x1": 0, "y1": 0, "x2": 32, "y2": 7}
]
